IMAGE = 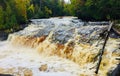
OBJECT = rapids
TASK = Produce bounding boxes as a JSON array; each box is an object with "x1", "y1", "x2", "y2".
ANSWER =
[{"x1": 0, "y1": 17, "x2": 120, "y2": 76}]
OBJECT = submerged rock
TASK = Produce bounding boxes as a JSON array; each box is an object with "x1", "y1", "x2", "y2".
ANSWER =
[{"x1": 39, "y1": 64, "x2": 48, "y2": 71}]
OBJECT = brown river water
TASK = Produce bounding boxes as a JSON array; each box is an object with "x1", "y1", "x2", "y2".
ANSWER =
[{"x1": 0, "y1": 17, "x2": 120, "y2": 76}]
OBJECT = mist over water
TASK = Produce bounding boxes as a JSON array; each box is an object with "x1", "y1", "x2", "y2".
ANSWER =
[{"x1": 0, "y1": 17, "x2": 120, "y2": 76}]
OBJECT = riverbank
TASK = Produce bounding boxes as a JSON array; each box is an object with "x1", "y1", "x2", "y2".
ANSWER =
[{"x1": 0, "y1": 24, "x2": 28, "y2": 41}]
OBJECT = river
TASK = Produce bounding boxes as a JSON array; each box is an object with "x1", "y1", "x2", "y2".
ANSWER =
[{"x1": 0, "y1": 17, "x2": 120, "y2": 76}]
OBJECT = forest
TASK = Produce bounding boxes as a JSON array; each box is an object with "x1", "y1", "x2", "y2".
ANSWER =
[{"x1": 0, "y1": 0, "x2": 120, "y2": 30}]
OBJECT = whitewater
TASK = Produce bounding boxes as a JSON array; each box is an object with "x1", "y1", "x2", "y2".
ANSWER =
[{"x1": 0, "y1": 17, "x2": 120, "y2": 76}]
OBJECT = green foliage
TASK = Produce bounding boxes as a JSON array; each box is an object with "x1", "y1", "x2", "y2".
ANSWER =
[
  {"x1": 44, "y1": 6, "x2": 52, "y2": 18},
  {"x1": 27, "y1": 4, "x2": 34, "y2": 19},
  {"x1": 0, "y1": 0, "x2": 30, "y2": 30},
  {"x1": 0, "y1": 0, "x2": 71, "y2": 30},
  {"x1": 5, "y1": 2, "x2": 17, "y2": 29},
  {"x1": 30, "y1": 0, "x2": 70, "y2": 18},
  {"x1": 70, "y1": 0, "x2": 120, "y2": 21},
  {"x1": 14, "y1": 0, "x2": 27, "y2": 23},
  {"x1": 0, "y1": 0, "x2": 120, "y2": 30},
  {"x1": 0, "y1": 6, "x2": 5, "y2": 29}
]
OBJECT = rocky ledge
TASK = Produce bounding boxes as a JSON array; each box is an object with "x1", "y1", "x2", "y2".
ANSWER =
[{"x1": 8, "y1": 17, "x2": 114, "y2": 44}]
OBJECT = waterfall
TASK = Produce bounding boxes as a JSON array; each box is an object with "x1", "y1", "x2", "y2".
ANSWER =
[{"x1": 0, "y1": 17, "x2": 120, "y2": 76}]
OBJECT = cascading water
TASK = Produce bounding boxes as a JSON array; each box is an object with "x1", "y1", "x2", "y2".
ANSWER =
[{"x1": 0, "y1": 17, "x2": 120, "y2": 76}]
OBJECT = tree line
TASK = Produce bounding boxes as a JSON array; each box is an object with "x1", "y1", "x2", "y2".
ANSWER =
[
  {"x1": 70, "y1": 0, "x2": 120, "y2": 21},
  {"x1": 0, "y1": 0, "x2": 70, "y2": 30},
  {"x1": 0, "y1": 0, "x2": 120, "y2": 30}
]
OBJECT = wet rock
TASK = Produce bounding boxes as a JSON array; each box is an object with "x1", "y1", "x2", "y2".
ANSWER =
[
  {"x1": 39, "y1": 64, "x2": 48, "y2": 71},
  {"x1": 0, "y1": 31, "x2": 8, "y2": 41},
  {"x1": 9, "y1": 17, "x2": 111, "y2": 44},
  {"x1": 24, "y1": 69, "x2": 33, "y2": 76},
  {"x1": 88, "y1": 21, "x2": 109, "y2": 25},
  {"x1": 110, "y1": 64, "x2": 120, "y2": 76}
]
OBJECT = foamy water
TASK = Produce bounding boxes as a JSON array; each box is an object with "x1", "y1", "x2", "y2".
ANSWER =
[
  {"x1": 0, "y1": 41, "x2": 84, "y2": 76},
  {"x1": 0, "y1": 38, "x2": 119, "y2": 76},
  {"x1": 0, "y1": 17, "x2": 120, "y2": 76}
]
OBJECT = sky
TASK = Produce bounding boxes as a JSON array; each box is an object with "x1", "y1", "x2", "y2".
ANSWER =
[{"x1": 64, "y1": 0, "x2": 70, "y2": 3}]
